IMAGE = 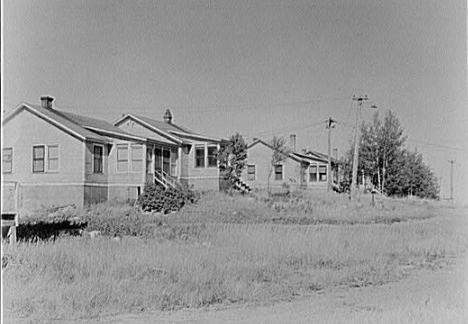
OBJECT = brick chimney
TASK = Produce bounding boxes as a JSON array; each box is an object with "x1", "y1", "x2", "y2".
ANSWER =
[
  {"x1": 289, "y1": 134, "x2": 296, "y2": 152},
  {"x1": 163, "y1": 109, "x2": 173, "y2": 124},
  {"x1": 41, "y1": 96, "x2": 54, "y2": 109}
]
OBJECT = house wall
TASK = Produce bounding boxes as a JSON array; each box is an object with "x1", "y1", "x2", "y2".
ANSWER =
[
  {"x1": 185, "y1": 141, "x2": 220, "y2": 191},
  {"x1": 84, "y1": 142, "x2": 109, "y2": 184},
  {"x1": 242, "y1": 143, "x2": 302, "y2": 191},
  {"x1": 107, "y1": 140, "x2": 146, "y2": 201},
  {"x1": 2, "y1": 109, "x2": 86, "y2": 212}
]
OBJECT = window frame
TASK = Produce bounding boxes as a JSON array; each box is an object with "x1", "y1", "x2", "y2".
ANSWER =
[
  {"x1": 195, "y1": 146, "x2": 205, "y2": 168},
  {"x1": 319, "y1": 164, "x2": 327, "y2": 182},
  {"x1": 207, "y1": 146, "x2": 218, "y2": 168},
  {"x1": 116, "y1": 144, "x2": 129, "y2": 173},
  {"x1": 247, "y1": 164, "x2": 256, "y2": 181},
  {"x1": 274, "y1": 164, "x2": 283, "y2": 181},
  {"x1": 46, "y1": 145, "x2": 60, "y2": 172},
  {"x1": 146, "y1": 147, "x2": 153, "y2": 174},
  {"x1": 170, "y1": 148, "x2": 178, "y2": 176},
  {"x1": 32, "y1": 145, "x2": 46, "y2": 173},
  {"x1": 93, "y1": 144, "x2": 104, "y2": 174},
  {"x1": 2, "y1": 147, "x2": 13, "y2": 174},
  {"x1": 309, "y1": 164, "x2": 318, "y2": 182},
  {"x1": 131, "y1": 144, "x2": 144, "y2": 173}
]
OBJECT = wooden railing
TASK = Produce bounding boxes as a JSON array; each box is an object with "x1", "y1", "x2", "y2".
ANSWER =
[{"x1": 154, "y1": 170, "x2": 179, "y2": 189}]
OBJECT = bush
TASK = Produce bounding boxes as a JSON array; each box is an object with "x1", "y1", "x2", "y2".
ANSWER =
[{"x1": 137, "y1": 183, "x2": 199, "y2": 213}]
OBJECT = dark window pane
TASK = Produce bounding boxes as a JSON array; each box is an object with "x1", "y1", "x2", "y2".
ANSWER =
[
  {"x1": 195, "y1": 147, "x2": 205, "y2": 168},
  {"x1": 33, "y1": 146, "x2": 45, "y2": 172}
]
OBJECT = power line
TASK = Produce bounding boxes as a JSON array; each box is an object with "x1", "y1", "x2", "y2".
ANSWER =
[
  {"x1": 245, "y1": 121, "x2": 324, "y2": 139},
  {"x1": 46, "y1": 96, "x2": 351, "y2": 114},
  {"x1": 406, "y1": 138, "x2": 465, "y2": 152}
]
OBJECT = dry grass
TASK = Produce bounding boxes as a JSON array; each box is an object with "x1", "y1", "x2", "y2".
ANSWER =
[
  {"x1": 2, "y1": 192, "x2": 467, "y2": 321},
  {"x1": 172, "y1": 190, "x2": 440, "y2": 225}
]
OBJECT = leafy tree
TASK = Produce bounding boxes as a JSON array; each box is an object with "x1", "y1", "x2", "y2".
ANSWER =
[
  {"x1": 267, "y1": 136, "x2": 292, "y2": 194},
  {"x1": 348, "y1": 110, "x2": 439, "y2": 199},
  {"x1": 217, "y1": 133, "x2": 248, "y2": 188}
]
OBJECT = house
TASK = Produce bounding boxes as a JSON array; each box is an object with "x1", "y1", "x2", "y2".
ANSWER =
[
  {"x1": 113, "y1": 111, "x2": 223, "y2": 190},
  {"x1": 240, "y1": 137, "x2": 332, "y2": 192},
  {"x1": 1, "y1": 96, "x2": 150, "y2": 213},
  {"x1": 1, "y1": 96, "x2": 223, "y2": 214}
]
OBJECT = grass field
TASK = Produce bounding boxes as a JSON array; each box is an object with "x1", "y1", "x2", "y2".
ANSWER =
[{"x1": 2, "y1": 191, "x2": 467, "y2": 321}]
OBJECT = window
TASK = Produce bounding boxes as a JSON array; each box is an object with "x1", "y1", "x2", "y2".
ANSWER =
[
  {"x1": 117, "y1": 144, "x2": 129, "y2": 172},
  {"x1": 207, "y1": 146, "x2": 217, "y2": 168},
  {"x1": 195, "y1": 146, "x2": 205, "y2": 168},
  {"x1": 309, "y1": 164, "x2": 317, "y2": 182},
  {"x1": 247, "y1": 164, "x2": 256, "y2": 181},
  {"x1": 33, "y1": 145, "x2": 45, "y2": 173},
  {"x1": 2, "y1": 148, "x2": 12, "y2": 173},
  {"x1": 319, "y1": 165, "x2": 327, "y2": 182},
  {"x1": 146, "y1": 147, "x2": 153, "y2": 173},
  {"x1": 154, "y1": 147, "x2": 162, "y2": 173},
  {"x1": 274, "y1": 164, "x2": 283, "y2": 181},
  {"x1": 171, "y1": 148, "x2": 178, "y2": 176},
  {"x1": 162, "y1": 149, "x2": 170, "y2": 174},
  {"x1": 131, "y1": 144, "x2": 143, "y2": 172},
  {"x1": 45, "y1": 145, "x2": 59, "y2": 172},
  {"x1": 93, "y1": 145, "x2": 103, "y2": 173}
]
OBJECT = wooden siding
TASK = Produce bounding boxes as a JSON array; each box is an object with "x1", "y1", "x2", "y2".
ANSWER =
[
  {"x1": 242, "y1": 142, "x2": 328, "y2": 191},
  {"x1": 2, "y1": 109, "x2": 85, "y2": 185}
]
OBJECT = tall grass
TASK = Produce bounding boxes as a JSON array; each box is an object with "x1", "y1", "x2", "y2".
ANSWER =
[
  {"x1": 3, "y1": 206, "x2": 467, "y2": 321},
  {"x1": 172, "y1": 190, "x2": 440, "y2": 225}
]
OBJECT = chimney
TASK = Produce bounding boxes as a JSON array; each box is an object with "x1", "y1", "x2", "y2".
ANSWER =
[
  {"x1": 41, "y1": 96, "x2": 54, "y2": 109},
  {"x1": 163, "y1": 109, "x2": 173, "y2": 124},
  {"x1": 289, "y1": 134, "x2": 296, "y2": 152}
]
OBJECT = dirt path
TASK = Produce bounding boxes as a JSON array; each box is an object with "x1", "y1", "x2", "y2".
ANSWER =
[{"x1": 45, "y1": 254, "x2": 465, "y2": 324}]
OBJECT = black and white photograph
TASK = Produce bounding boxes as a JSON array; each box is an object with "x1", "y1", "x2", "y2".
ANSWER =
[{"x1": 2, "y1": 0, "x2": 467, "y2": 323}]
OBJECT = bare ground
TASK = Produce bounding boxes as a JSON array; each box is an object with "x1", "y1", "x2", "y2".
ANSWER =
[{"x1": 9, "y1": 253, "x2": 467, "y2": 324}]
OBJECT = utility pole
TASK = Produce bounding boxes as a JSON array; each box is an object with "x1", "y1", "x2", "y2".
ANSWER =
[
  {"x1": 326, "y1": 117, "x2": 336, "y2": 192},
  {"x1": 333, "y1": 147, "x2": 338, "y2": 184},
  {"x1": 350, "y1": 95, "x2": 377, "y2": 198},
  {"x1": 448, "y1": 160, "x2": 455, "y2": 202}
]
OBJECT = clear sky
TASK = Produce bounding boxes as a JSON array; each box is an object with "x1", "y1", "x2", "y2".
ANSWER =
[{"x1": 2, "y1": 0, "x2": 467, "y2": 203}]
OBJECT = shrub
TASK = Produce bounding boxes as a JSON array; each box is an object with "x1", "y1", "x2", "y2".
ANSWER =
[{"x1": 137, "y1": 183, "x2": 199, "y2": 213}]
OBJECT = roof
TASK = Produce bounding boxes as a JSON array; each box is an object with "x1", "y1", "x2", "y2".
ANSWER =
[
  {"x1": 300, "y1": 150, "x2": 339, "y2": 164},
  {"x1": 292, "y1": 151, "x2": 328, "y2": 164},
  {"x1": 248, "y1": 139, "x2": 331, "y2": 164},
  {"x1": 3, "y1": 103, "x2": 144, "y2": 143},
  {"x1": 114, "y1": 114, "x2": 223, "y2": 144},
  {"x1": 57, "y1": 110, "x2": 144, "y2": 141}
]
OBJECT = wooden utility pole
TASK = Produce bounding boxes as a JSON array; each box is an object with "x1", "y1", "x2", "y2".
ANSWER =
[
  {"x1": 448, "y1": 160, "x2": 455, "y2": 202},
  {"x1": 351, "y1": 96, "x2": 367, "y2": 198},
  {"x1": 326, "y1": 117, "x2": 336, "y2": 192},
  {"x1": 350, "y1": 95, "x2": 377, "y2": 198}
]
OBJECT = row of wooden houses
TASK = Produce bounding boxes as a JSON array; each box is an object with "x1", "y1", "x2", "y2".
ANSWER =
[{"x1": 2, "y1": 97, "x2": 333, "y2": 214}]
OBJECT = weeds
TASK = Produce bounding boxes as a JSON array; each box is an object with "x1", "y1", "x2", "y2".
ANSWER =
[{"x1": 3, "y1": 191, "x2": 467, "y2": 321}]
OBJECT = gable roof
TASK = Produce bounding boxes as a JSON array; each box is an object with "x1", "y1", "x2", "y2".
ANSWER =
[
  {"x1": 114, "y1": 114, "x2": 223, "y2": 144},
  {"x1": 3, "y1": 103, "x2": 144, "y2": 143},
  {"x1": 57, "y1": 110, "x2": 144, "y2": 141},
  {"x1": 292, "y1": 151, "x2": 328, "y2": 164},
  {"x1": 247, "y1": 139, "x2": 303, "y2": 163},
  {"x1": 248, "y1": 139, "x2": 331, "y2": 164}
]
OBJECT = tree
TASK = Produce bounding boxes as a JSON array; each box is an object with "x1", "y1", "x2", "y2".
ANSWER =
[
  {"x1": 267, "y1": 136, "x2": 291, "y2": 194},
  {"x1": 217, "y1": 133, "x2": 248, "y2": 189},
  {"x1": 350, "y1": 110, "x2": 439, "y2": 199}
]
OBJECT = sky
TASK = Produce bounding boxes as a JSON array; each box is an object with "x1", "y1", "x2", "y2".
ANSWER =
[{"x1": 2, "y1": 0, "x2": 467, "y2": 203}]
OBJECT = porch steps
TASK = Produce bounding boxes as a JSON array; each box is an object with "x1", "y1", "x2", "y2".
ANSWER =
[
  {"x1": 233, "y1": 177, "x2": 253, "y2": 194},
  {"x1": 155, "y1": 171, "x2": 179, "y2": 189}
]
